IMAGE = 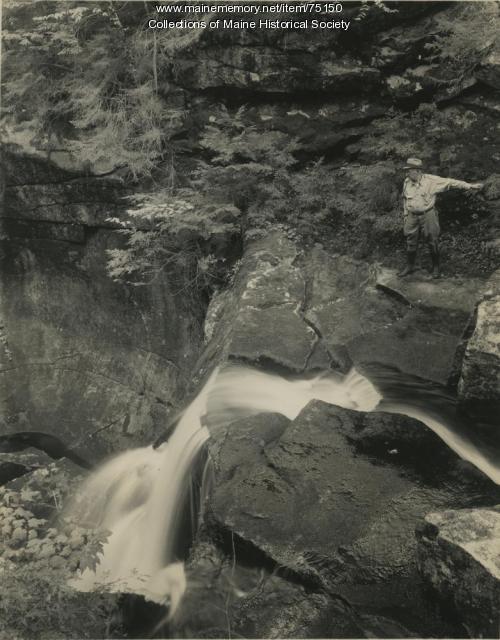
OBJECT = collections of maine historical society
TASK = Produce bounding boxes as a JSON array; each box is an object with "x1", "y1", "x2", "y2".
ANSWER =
[{"x1": 150, "y1": 3, "x2": 351, "y2": 30}]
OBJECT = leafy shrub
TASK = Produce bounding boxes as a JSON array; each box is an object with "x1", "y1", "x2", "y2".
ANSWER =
[
  {"x1": 197, "y1": 105, "x2": 298, "y2": 211},
  {"x1": 105, "y1": 106, "x2": 299, "y2": 288},
  {"x1": 107, "y1": 190, "x2": 241, "y2": 293},
  {"x1": 0, "y1": 465, "x2": 119, "y2": 640},
  {"x1": 107, "y1": 103, "x2": 403, "y2": 286},
  {"x1": 197, "y1": 107, "x2": 347, "y2": 243}
]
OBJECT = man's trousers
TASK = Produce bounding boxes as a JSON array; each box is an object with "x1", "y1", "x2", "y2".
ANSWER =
[{"x1": 403, "y1": 207, "x2": 440, "y2": 252}]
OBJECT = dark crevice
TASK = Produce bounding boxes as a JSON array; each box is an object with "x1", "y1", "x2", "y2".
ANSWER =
[
  {"x1": 375, "y1": 282, "x2": 413, "y2": 307},
  {"x1": 0, "y1": 461, "x2": 33, "y2": 486},
  {"x1": 207, "y1": 514, "x2": 358, "y2": 615},
  {"x1": 1, "y1": 218, "x2": 122, "y2": 236},
  {"x1": 299, "y1": 301, "x2": 339, "y2": 370},
  {"x1": 227, "y1": 353, "x2": 307, "y2": 376},
  {"x1": 4, "y1": 200, "x2": 123, "y2": 210},
  {"x1": 0, "y1": 431, "x2": 93, "y2": 470},
  {"x1": 189, "y1": 84, "x2": 382, "y2": 106},
  {"x1": 302, "y1": 335, "x2": 321, "y2": 371},
  {"x1": 294, "y1": 132, "x2": 366, "y2": 164},
  {"x1": 448, "y1": 301, "x2": 479, "y2": 392},
  {"x1": 295, "y1": 264, "x2": 342, "y2": 371},
  {"x1": 4, "y1": 175, "x2": 124, "y2": 188}
]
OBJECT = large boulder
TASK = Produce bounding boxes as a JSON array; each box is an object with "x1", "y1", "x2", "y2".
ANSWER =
[
  {"x1": 204, "y1": 402, "x2": 499, "y2": 637},
  {"x1": 172, "y1": 538, "x2": 417, "y2": 639},
  {"x1": 416, "y1": 507, "x2": 500, "y2": 638},
  {"x1": 306, "y1": 253, "x2": 482, "y2": 384},
  {"x1": 458, "y1": 270, "x2": 500, "y2": 424},
  {"x1": 374, "y1": 268, "x2": 485, "y2": 386},
  {"x1": 196, "y1": 233, "x2": 319, "y2": 375}
]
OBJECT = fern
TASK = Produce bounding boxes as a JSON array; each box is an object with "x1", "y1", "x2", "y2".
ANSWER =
[{"x1": 106, "y1": 190, "x2": 240, "y2": 291}]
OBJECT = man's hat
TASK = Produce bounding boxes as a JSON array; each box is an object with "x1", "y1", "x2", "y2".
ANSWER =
[{"x1": 404, "y1": 157, "x2": 423, "y2": 170}]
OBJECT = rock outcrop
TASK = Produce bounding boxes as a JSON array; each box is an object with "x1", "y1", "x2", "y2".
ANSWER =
[
  {"x1": 197, "y1": 401, "x2": 498, "y2": 638},
  {"x1": 174, "y1": 539, "x2": 417, "y2": 639},
  {"x1": 458, "y1": 270, "x2": 500, "y2": 424},
  {"x1": 0, "y1": 152, "x2": 206, "y2": 457},
  {"x1": 416, "y1": 507, "x2": 500, "y2": 638},
  {"x1": 197, "y1": 232, "x2": 486, "y2": 387},
  {"x1": 172, "y1": 231, "x2": 499, "y2": 638},
  {"x1": 175, "y1": 541, "x2": 360, "y2": 639}
]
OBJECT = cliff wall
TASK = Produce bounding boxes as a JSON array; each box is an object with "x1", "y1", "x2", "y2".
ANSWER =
[{"x1": 1, "y1": 152, "x2": 205, "y2": 457}]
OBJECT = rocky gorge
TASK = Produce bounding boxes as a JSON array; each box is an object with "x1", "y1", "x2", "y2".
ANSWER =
[{"x1": 1, "y1": 1, "x2": 500, "y2": 638}]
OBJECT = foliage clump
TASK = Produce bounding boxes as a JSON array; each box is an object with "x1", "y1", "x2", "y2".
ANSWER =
[
  {"x1": 107, "y1": 191, "x2": 241, "y2": 293},
  {"x1": 0, "y1": 464, "x2": 120, "y2": 640},
  {"x1": 2, "y1": 0, "x2": 183, "y2": 177},
  {"x1": 105, "y1": 105, "x2": 348, "y2": 290}
]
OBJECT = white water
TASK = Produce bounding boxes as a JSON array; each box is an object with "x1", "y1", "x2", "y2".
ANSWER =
[
  {"x1": 67, "y1": 368, "x2": 218, "y2": 609},
  {"x1": 382, "y1": 402, "x2": 500, "y2": 486},
  {"x1": 67, "y1": 364, "x2": 499, "y2": 616}
]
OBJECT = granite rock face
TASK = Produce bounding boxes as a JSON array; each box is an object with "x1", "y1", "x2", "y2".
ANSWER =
[
  {"x1": 458, "y1": 271, "x2": 500, "y2": 424},
  {"x1": 416, "y1": 507, "x2": 500, "y2": 638},
  {"x1": 0, "y1": 153, "x2": 205, "y2": 457},
  {"x1": 197, "y1": 232, "x2": 485, "y2": 387}
]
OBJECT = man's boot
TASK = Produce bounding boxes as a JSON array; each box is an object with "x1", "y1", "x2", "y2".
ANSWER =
[
  {"x1": 430, "y1": 248, "x2": 441, "y2": 279},
  {"x1": 398, "y1": 251, "x2": 416, "y2": 277}
]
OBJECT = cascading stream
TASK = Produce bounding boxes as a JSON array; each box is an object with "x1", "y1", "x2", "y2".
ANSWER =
[{"x1": 66, "y1": 364, "x2": 500, "y2": 617}]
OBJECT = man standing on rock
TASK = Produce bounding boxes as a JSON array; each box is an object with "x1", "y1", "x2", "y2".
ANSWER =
[{"x1": 399, "y1": 158, "x2": 483, "y2": 279}]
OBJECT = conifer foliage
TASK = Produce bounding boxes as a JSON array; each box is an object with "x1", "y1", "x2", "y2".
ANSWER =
[{"x1": 2, "y1": 0, "x2": 180, "y2": 176}]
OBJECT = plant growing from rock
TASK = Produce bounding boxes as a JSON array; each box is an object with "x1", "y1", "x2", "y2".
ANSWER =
[
  {"x1": 107, "y1": 191, "x2": 241, "y2": 294},
  {"x1": 0, "y1": 465, "x2": 119, "y2": 639}
]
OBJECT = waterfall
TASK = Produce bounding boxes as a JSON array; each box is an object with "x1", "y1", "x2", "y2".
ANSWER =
[
  {"x1": 66, "y1": 364, "x2": 499, "y2": 618},
  {"x1": 66, "y1": 368, "x2": 218, "y2": 610},
  {"x1": 382, "y1": 403, "x2": 500, "y2": 486}
]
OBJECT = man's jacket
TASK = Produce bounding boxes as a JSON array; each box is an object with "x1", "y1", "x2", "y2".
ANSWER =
[{"x1": 403, "y1": 174, "x2": 472, "y2": 215}]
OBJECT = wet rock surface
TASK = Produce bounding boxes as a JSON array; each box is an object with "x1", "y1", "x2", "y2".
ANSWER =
[
  {"x1": 174, "y1": 539, "x2": 420, "y2": 639},
  {"x1": 202, "y1": 403, "x2": 499, "y2": 637},
  {"x1": 187, "y1": 232, "x2": 498, "y2": 637},
  {"x1": 416, "y1": 507, "x2": 500, "y2": 638},
  {"x1": 173, "y1": 541, "x2": 365, "y2": 639}
]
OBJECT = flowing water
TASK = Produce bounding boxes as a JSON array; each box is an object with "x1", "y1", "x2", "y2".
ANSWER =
[{"x1": 66, "y1": 364, "x2": 500, "y2": 617}]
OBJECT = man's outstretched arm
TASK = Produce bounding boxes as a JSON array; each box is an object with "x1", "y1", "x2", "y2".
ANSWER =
[{"x1": 427, "y1": 174, "x2": 483, "y2": 194}]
